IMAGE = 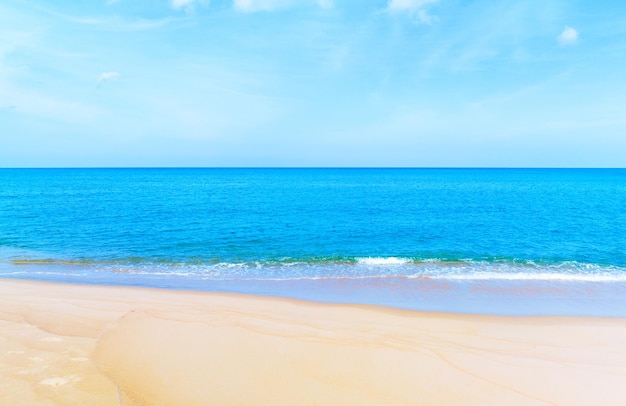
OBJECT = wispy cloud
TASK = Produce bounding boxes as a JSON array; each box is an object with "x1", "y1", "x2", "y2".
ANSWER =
[
  {"x1": 387, "y1": 0, "x2": 439, "y2": 24},
  {"x1": 387, "y1": 0, "x2": 437, "y2": 11},
  {"x1": 414, "y1": 9, "x2": 437, "y2": 24},
  {"x1": 233, "y1": 0, "x2": 330, "y2": 12},
  {"x1": 549, "y1": 116, "x2": 626, "y2": 130},
  {"x1": 317, "y1": 0, "x2": 333, "y2": 9},
  {"x1": 1, "y1": 79, "x2": 101, "y2": 123},
  {"x1": 33, "y1": 7, "x2": 177, "y2": 32},
  {"x1": 97, "y1": 71, "x2": 119, "y2": 86},
  {"x1": 171, "y1": 0, "x2": 205, "y2": 12},
  {"x1": 558, "y1": 26, "x2": 578, "y2": 45},
  {"x1": 234, "y1": 0, "x2": 289, "y2": 12}
]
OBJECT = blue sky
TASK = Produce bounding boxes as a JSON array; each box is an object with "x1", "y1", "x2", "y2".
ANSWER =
[{"x1": 1, "y1": 0, "x2": 625, "y2": 167}]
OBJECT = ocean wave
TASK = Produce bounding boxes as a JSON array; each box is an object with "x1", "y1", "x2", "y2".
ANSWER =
[
  {"x1": 4, "y1": 256, "x2": 626, "y2": 283},
  {"x1": 418, "y1": 272, "x2": 626, "y2": 283},
  {"x1": 356, "y1": 257, "x2": 412, "y2": 265}
]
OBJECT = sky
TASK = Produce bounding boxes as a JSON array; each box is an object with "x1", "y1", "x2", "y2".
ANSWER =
[{"x1": 1, "y1": 0, "x2": 626, "y2": 167}]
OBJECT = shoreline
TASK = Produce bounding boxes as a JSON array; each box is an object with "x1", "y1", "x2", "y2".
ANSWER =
[
  {"x1": 2, "y1": 278, "x2": 626, "y2": 405},
  {"x1": 3, "y1": 269, "x2": 626, "y2": 317}
]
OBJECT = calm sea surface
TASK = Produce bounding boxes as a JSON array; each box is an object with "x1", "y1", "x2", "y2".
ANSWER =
[{"x1": 1, "y1": 168, "x2": 625, "y2": 315}]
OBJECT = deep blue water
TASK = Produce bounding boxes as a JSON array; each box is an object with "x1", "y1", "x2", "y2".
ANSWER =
[{"x1": 1, "y1": 168, "x2": 625, "y2": 315}]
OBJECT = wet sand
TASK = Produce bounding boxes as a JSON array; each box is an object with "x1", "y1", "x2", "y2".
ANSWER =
[{"x1": 1, "y1": 279, "x2": 625, "y2": 405}]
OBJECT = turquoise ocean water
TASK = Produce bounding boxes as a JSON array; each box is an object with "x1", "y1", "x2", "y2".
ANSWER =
[{"x1": 1, "y1": 168, "x2": 625, "y2": 316}]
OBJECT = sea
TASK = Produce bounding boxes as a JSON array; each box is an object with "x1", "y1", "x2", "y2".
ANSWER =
[{"x1": 1, "y1": 168, "x2": 625, "y2": 316}]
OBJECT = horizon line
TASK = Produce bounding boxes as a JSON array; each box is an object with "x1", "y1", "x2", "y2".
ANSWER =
[{"x1": 1, "y1": 167, "x2": 624, "y2": 170}]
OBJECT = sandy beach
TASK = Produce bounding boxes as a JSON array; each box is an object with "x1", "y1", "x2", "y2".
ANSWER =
[{"x1": 1, "y1": 279, "x2": 625, "y2": 405}]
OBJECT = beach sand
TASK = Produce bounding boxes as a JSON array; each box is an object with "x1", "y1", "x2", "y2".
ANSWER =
[{"x1": 1, "y1": 279, "x2": 625, "y2": 405}]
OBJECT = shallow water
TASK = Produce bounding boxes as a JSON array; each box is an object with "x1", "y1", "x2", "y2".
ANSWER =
[{"x1": 2, "y1": 168, "x2": 625, "y2": 315}]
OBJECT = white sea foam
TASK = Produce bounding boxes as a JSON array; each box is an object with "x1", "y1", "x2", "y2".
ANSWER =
[
  {"x1": 356, "y1": 257, "x2": 412, "y2": 265},
  {"x1": 4, "y1": 257, "x2": 626, "y2": 284},
  {"x1": 428, "y1": 272, "x2": 626, "y2": 283}
]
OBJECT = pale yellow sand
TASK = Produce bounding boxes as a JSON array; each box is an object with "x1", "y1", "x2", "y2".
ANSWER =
[{"x1": 1, "y1": 279, "x2": 626, "y2": 405}]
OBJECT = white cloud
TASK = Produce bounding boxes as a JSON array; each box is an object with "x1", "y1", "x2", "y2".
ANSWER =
[
  {"x1": 387, "y1": 0, "x2": 439, "y2": 24},
  {"x1": 414, "y1": 9, "x2": 436, "y2": 24},
  {"x1": 234, "y1": 0, "x2": 290, "y2": 12},
  {"x1": 171, "y1": 0, "x2": 192, "y2": 9},
  {"x1": 387, "y1": 0, "x2": 437, "y2": 12},
  {"x1": 171, "y1": 0, "x2": 208, "y2": 11},
  {"x1": 558, "y1": 26, "x2": 578, "y2": 45},
  {"x1": 233, "y1": 0, "x2": 330, "y2": 12},
  {"x1": 317, "y1": 0, "x2": 333, "y2": 9},
  {"x1": 97, "y1": 71, "x2": 119, "y2": 85}
]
